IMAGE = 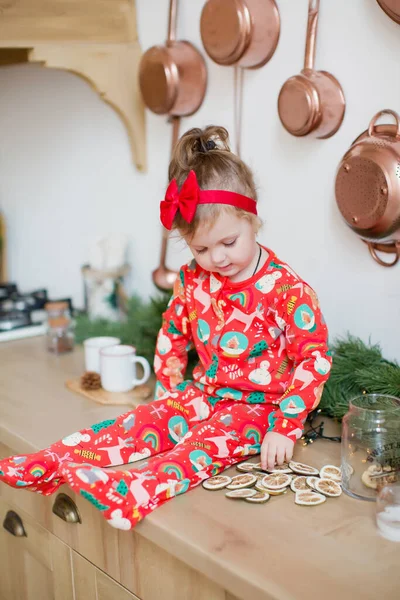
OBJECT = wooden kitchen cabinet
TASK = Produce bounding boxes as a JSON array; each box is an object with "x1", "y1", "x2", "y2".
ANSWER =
[
  {"x1": 0, "y1": 495, "x2": 73, "y2": 600},
  {"x1": 0, "y1": 495, "x2": 140, "y2": 600},
  {"x1": 0, "y1": 445, "x2": 235, "y2": 600},
  {"x1": 73, "y1": 552, "x2": 140, "y2": 600}
]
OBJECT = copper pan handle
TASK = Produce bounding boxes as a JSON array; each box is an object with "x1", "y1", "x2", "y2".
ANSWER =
[
  {"x1": 365, "y1": 241, "x2": 400, "y2": 267},
  {"x1": 159, "y1": 116, "x2": 180, "y2": 270},
  {"x1": 368, "y1": 109, "x2": 400, "y2": 138},
  {"x1": 167, "y1": 0, "x2": 177, "y2": 45},
  {"x1": 304, "y1": 0, "x2": 319, "y2": 70},
  {"x1": 152, "y1": 116, "x2": 180, "y2": 290}
]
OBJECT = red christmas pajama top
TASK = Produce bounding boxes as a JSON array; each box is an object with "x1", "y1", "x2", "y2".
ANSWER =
[{"x1": 154, "y1": 246, "x2": 331, "y2": 441}]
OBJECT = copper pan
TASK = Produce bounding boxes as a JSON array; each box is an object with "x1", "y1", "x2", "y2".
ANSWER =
[
  {"x1": 278, "y1": 0, "x2": 345, "y2": 139},
  {"x1": 200, "y1": 0, "x2": 280, "y2": 69},
  {"x1": 376, "y1": 0, "x2": 400, "y2": 24},
  {"x1": 335, "y1": 110, "x2": 400, "y2": 267},
  {"x1": 139, "y1": 0, "x2": 207, "y2": 116}
]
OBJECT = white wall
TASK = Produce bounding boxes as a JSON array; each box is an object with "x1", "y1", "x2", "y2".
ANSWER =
[{"x1": 0, "y1": 0, "x2": 399, "y2": 360}]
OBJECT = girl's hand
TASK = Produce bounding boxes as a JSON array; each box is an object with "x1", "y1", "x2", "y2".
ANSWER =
[{"x1": 260, "y1": 432, "x2": 295, "y2": 471}]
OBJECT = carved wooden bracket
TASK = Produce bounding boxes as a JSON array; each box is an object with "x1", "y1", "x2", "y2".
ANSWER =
[
  {"x1": 29, "y1": 44, "x2": 146, "y2": 171},
  {"x1": 0, "y1": 1, "x2": 146, "y2": 170}
]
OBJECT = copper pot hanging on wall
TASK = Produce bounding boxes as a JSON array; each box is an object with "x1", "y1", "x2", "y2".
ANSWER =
[
  {"x1": 139, "y1": 0, "x2": 208, "y2": 290},
  {"x1": 335, "y1": 110, "x2": 400, "y2": 267},
  {"x1": 139, "y1": 0, "x2": 207, "y2": 116},
  {"x1": 278, "y1": 0, "x2": 345, "y2": 139},
  {"x1": 376, "y1": 0, "x2": 400, "y2": 24},
  {"x1": 200, "y1": 0, "x2": 280, "y2": 69}
]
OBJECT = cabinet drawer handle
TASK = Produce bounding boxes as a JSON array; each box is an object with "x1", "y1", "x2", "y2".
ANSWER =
[
  {"x1": 52, "y1": 493, "x2": 81, "y2": 524},
  {"x1": 3, "y1": 510, "x2": 27, "y2": 537}
]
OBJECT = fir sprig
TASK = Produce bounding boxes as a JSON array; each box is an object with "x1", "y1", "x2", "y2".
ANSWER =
[{"x1": 320, "y1": 334, "x2": 400, "y2": 420}]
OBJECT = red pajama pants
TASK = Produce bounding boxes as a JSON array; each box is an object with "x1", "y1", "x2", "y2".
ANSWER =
[{"x1": 0, "y1": 383, "x2": 274, "y2": 530}]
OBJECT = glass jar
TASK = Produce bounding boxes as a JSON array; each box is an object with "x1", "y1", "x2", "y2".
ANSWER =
[
  {"x1": 45, "y1": 301, "x2": 74, "y2": 354},
  {"x1": 341, "y1": 394, "x2": 400, "y2": 501}
]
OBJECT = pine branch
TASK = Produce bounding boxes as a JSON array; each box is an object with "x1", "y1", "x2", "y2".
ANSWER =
[
  {"x1": 320, "y1": 334, "x2": 400, "y2": 420},
  {"x1": 354, "y1": 364, "x2": 400, "y2": 398}
]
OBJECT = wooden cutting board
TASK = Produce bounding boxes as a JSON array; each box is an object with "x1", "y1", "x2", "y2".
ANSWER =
[{"x1": 66, "y1": 376, "x2": 155, "y2": 407}]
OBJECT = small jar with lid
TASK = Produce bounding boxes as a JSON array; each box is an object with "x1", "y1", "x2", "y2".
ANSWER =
[{"x1": 45, "y1": 301, "x2": 74, "y2": 354}]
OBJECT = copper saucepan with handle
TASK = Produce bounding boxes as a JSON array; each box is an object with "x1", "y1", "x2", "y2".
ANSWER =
[
  {"x1": 335, "y1": 109, "x2": 400, "y2": 267},
  {"x1": 278, "y1": 0, "x2": 345, "y2": 139},
  {"x1": 200, "y1": 0, "x2": 280, "y2": 69},
  {"x1": 376, "y1": 0, "x2": 400, "y2": 24},
  {"x1": 139, "y1": 0, "x2": 207, "y2": 116}
]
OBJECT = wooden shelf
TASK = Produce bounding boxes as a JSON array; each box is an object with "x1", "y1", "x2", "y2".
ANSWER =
[{"x1": 0, "y1": 1, "x2": 146, "y2": 170}]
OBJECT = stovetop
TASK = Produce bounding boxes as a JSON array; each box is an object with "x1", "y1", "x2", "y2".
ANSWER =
[{"x1": 0, "y1": 283, "x2": 48, "y2": 341}]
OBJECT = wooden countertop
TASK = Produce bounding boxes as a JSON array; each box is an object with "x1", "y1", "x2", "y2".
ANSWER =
[{"x1": 0, "y1": 338, "x2": 399, "y2": 600}]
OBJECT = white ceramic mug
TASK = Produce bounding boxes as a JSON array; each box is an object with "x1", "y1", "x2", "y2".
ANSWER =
[
  {"x1": 100, "y1": 345, "x2": 151, "y2": 393},
  {"x1": 84, "y1": 336, "x2": 121, "y2": 373}
]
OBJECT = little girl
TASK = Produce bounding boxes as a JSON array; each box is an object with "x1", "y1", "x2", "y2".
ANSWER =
[{"x1": 0, "y1": 126, "x2": 331, "y2": 531}]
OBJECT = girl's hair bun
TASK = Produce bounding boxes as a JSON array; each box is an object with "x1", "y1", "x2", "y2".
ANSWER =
[
  {"x1": 169, "y1": 125, "x2": 231, "y2": 179},
  {"x1": 200, "y1": 139, "x2": 216, "y2": 152}
]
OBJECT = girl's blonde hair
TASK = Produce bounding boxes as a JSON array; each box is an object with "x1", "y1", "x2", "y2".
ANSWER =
[{"x1": 168, "y1": 125, "x2": 261, "y2": 236}]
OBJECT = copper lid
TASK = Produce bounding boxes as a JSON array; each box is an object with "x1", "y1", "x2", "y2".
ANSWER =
[
  {"x1": 376, "y1": 0, "x2": 400, "y2": 24},
  {"x1": 139, "y1": 45, "x2": 179, "y2": 115},
  {"x1": 200, "y1": 0, "x2": 251, "y2": 66},
  {"x1": 278, "y1": 75, "x2": 320, "y2": 136},
  {"x1": 335, "y1": 157, "x2": 389, "y2": 231}
]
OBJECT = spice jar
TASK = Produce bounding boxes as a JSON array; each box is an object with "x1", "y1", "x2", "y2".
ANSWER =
[
  {"x1": 341, "y1": 394, "x2": 400, "y2": 501},
  {"x1": 45, "y1": 301, "x2": 74, "y2": 354}
]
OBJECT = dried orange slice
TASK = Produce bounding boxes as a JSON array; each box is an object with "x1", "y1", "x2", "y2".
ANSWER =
[
  {"x1": 245, "y1": 491, "x2": 270, "y2": 504},
  {"x1": 236, "y1": 462, "x2": 257, "y2": 473},
  {"x1": 314, "y1": 478, "x2": 342, "y2": 497},
  {"x1": 261, "y1": 486, "x2": 288, "y2": 496},
  {"x1": 295, "y1": 490, "x2": 326, "y2": 506},
  {"x1": 289, "y1": 461, "x2": 319, "y2": 476},
  {"x1": 226, "y1": 473, "x2": 257, "y2": 489},
  {"x1": 290, "y1": 476, "x2": 309, "y2": 493},
  {"x1": 202, "y1": 475, "x2": 232, "y2": 490},
  {"x1": 226, "y1": 488, "x2": 257, "y2": 499},
  {"x1": 306, "y1": 476, "x2": 319, "y2": 491},
  {"x1": 252, "y1": 466, "x2": 268, "y2": 474},
  {"x1": 267, "y1": 489, "x2": 288, "y2": 496},
  {"x1": 261, "y1": 473, "x2": 291, "y2": 490},
  {"x1": 266, "y1": 463, "x2": 293, "y2": 474},
  {"x1": 319, "y1": 465, "x2": 341, "y2": 483},
  {"x1": 255, "y1": 480, "x2": 269, "y2": 492},
  {"x1": 361, "y1": 464, "x2": 382, "y2": 489}
]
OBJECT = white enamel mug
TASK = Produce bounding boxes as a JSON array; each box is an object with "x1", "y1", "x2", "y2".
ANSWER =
[
  {"x1": 100, "y1": 345, "x2": 151, "y2": 393},
  {"x1": 83, "y1": 336, "x2": 121, "y2": 373}
]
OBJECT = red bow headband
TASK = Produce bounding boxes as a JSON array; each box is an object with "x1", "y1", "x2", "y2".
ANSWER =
[{"x1": 160, "y1": 170, "x2": 258, "y2": 230}]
